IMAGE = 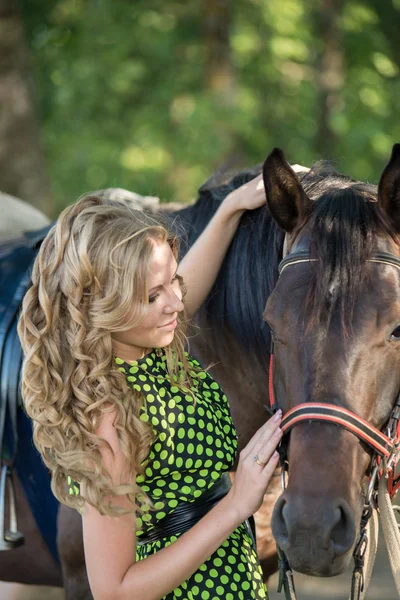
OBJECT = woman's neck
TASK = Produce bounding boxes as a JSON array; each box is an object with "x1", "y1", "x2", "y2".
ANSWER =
[{"x1": 112, "y1": 339, "x2": 152, "y2": 363}]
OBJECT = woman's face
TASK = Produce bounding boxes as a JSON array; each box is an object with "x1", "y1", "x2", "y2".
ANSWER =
[{"x1": 112, "y1": 240, "x2": 184, "y2": 362}]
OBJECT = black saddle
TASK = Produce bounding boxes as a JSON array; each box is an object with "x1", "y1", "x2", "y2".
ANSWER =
[{"x1": 0, "y1": 224, "x2": 55, "y2": 553}]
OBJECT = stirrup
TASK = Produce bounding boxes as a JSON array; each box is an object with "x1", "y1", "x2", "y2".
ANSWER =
[{"x1": 0, "y1": 465, "x2": 24, "y2": 550}]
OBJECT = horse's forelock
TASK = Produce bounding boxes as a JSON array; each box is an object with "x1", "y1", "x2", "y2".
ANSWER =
[{"x1": 301, "y1": 170, "x2": 384, "y2": 332}]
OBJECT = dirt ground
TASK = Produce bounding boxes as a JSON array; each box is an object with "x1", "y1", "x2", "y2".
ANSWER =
[{"x1": 0, "y1": 532, "x2": 398, "y2": 600}]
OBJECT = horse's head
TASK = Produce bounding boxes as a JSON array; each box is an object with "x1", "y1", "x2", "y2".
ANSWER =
[{"x1": 263, "y1": 145, "x2": 400, "y2": 576}]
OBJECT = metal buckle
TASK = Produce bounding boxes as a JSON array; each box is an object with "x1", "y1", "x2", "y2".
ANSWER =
[
  {"x1": 367, "y1": 463, "x2": 379, "y2": 507},
  {"x1": 0, "y1": 465, "x2": 24, "y2": 550},
  {"x1": 383, "y1": 447, "x2": 399, "y2": 477},
  {"x1": 280, "y1": 457, "x2": 289, "y2": 491},
  {"x1": 280, "y1": 467, "x2": 286, "y2": 491}
]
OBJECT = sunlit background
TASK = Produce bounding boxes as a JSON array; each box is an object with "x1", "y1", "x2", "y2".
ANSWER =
[
  {"x1": 1, "y1": 0, "x2": 399, "y2": 217},
  {"x1": 2, "y1": 2, "x2": 400, "y2": 599}
]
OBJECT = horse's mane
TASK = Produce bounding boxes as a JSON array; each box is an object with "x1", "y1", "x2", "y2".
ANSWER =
[{"x1": 170, "y1": 166, "x2": 284, "y2": 359}]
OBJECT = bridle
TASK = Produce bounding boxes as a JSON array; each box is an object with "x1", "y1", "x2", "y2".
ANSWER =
[
  {"x1": 269, "y1": 249, "x2": 400, "y2": 497},
  {"x1": 268, "y1": 249, "x2": 400, "y2": 599}
]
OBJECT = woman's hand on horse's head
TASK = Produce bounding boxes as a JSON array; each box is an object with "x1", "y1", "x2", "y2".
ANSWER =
[
  {"x1": 223, "y1": 174, "x2": 267, "y2": 214},
  {"x1": 222, "y1": 164, "x2": 310, "y2": 216},
  {"x1": 225, "y1": 411, "x2": 282, "y2": 523}
]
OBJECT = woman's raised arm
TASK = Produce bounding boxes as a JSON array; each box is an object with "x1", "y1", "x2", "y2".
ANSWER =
[{"x1": 177, "y1": 174, "x2": 266, "y2": 318}]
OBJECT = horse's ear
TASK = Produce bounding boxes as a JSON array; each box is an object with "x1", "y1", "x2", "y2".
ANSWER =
[
  {"x1": 263, "y1": 148, "x2": 312, "y2": 232},
  {"x1": 378, "y1": 144, "x2": 400, "y2": 229}
]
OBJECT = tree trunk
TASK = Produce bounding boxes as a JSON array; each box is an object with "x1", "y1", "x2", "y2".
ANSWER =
[
  {"x1": 202, "y1": 0, "x2": 234, "y2": 107},
  {"x1": 315, "y1": 0, "x2": 344, "y2": 158},
  {"x1": 202, "y1": 0, "x2": 239, "y2": 172},
  {"x1": 0, "y1": 0, "x2": 52, "y2": 216}
]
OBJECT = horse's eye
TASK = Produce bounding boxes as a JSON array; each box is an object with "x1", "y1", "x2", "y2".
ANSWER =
[{"x1": 390, "y1": 326, "x2": 400, "y2": 341}]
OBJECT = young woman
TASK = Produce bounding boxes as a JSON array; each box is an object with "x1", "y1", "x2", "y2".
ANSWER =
[{"x1": 18, "y1": 174, "x2": 283, "y2": 600}]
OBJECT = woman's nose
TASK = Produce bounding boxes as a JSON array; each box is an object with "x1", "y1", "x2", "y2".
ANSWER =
[{"x1": 165, "y1": 289, "x2": 184, "y2": 313}]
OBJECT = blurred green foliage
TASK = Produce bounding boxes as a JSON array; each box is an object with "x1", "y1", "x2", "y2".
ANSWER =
[{"x1": 22, "y1": 0, "x2": 400, "y2": 212}]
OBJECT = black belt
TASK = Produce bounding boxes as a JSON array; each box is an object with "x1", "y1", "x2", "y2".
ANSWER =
[{"x1": 137, "y1": 473, "x2": 256, "y2": 548}]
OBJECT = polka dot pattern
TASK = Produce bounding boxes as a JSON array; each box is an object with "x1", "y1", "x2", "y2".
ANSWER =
[
  {"x1": 117, "y1": 351, "x2": 238, "y2": 533},
  {"x1": 69, "y1": 350, "x2": 267, "y2": 598},
  {"x1": 137, "y1": 524, "x2": 268, "y2": 599},
  {"x1": 119, "y1": 349, "x2": 268, "y2": 599}
]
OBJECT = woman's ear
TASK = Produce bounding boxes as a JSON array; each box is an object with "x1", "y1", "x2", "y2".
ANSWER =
[{"x1": 263, "y1": 148, "x2": 312, "y2": 232}]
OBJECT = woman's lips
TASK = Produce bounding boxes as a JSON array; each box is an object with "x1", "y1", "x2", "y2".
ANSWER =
[{"x1": 158, "y1": 318, "x2": 177, "y2": 330}]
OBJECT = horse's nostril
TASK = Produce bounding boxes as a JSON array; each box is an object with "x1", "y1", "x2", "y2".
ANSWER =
[
  {"x1": 271, "y1": 496, "x2": 289, "y2": 547},
  {"x1": 331, "y1": 503, "x2": 356, "y2": 557}
]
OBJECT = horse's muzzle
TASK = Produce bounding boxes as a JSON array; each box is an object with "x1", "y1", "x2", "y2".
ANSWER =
[{"x1": 272, "y1": 491, "x2": 358, "y2": 576}]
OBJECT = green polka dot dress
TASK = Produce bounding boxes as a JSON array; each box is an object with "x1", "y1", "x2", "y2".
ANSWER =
[{"x1": 115, "y1": 349, "x2": 268, "y2": 600}]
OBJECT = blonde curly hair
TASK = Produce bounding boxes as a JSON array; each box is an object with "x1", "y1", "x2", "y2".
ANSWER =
[{"x1": 17, "y1": 195, "x2": 192, "y2": 517}]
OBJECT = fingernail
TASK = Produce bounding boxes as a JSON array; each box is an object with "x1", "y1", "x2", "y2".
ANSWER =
[
  {"x1": 273, "y1": 410, "x2": 282, "y2": 422},
  {"x1": 274, "y1": 427, "x2": 282, "y2": 437},
  {"x1": 272, "y1": 450, "x2": 279, "y2": 458}
]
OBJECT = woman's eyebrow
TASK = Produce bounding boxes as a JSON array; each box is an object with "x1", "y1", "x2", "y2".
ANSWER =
[
  {"x1": 148, "y1": 266, "x2": 178, "y2": 294},
  {"x1": 148, "y1": 283, "x2": 163, "y2": 294}
]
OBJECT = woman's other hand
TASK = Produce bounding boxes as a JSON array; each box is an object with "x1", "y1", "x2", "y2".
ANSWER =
[
  {"x1": 223, "y1": 174, "x2": 266, "y2": 215},
  {"x1": 291, "y1": 163, "x2": 310, "y2": 174},
  {"x1": 225, "y1": 410, "x2": 282, "y2": 522},
  {"x1": 222, "y1": 162, "x2": 310, "y2": 216}
]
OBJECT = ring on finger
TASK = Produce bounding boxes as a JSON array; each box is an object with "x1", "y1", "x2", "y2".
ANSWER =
[{"x1": 253, "y1": 454, "x2": 267, "y2": 467}]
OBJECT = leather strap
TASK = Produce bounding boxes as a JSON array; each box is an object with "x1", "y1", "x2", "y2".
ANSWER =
[
  {"x1": 137, "y1": 473, "x2": 231, "y2": 545},
  {"x1": 278, "y1": 250, "x2": 400, "y2": 276},
  {"x1": 281, "y1": 403, "x2": 397, "y2": 459},
  {"x1": 137, "y1": 473, "x2": 256, "y2": 548}
]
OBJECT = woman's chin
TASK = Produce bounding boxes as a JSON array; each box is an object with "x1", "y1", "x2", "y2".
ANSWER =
[{"x1": 155, "y1": 330, "x2": 176, "y2": 348}]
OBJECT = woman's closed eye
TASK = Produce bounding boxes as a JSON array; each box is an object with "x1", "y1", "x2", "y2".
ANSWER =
[{"x1": 148, "y1": 275, "x2": 183, "y2": 303}]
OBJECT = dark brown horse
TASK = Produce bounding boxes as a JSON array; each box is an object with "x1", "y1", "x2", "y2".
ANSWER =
[
  {"x1": 262, "y1": 144, "x2": 400, "y2": 577},
  {"x1": 3, "y1": 145, "x2": 399, "y2": 595}
]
